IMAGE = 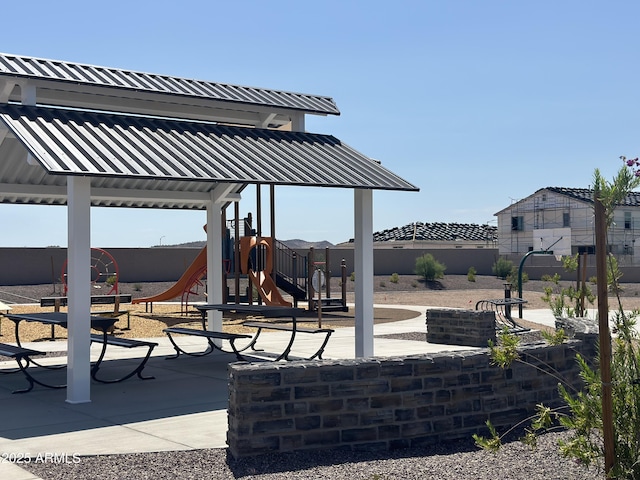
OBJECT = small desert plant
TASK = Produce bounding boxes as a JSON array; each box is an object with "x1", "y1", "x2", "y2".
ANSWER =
[
  {"x1": 414, "y1": 253, "x2": 446, "y2": 281},
  {"x1": 133, "y1": 283, "x2": 143, "y2": 292},
  {"x1": 350, "y1": 272, "x2": 355, "y2": 282},
  {"x1": 492, "y1": 257, "x2": 513, "y2": 279},
  {"x1": 390, "y1": 273, "x2": 399, "y2": 284},
  {"x1": 467, "y1": 266, "x2": 477, "y2": 282},
  {"x1": 506, "y1": 266, "x2": 528, "y2": 285},
  {"x1": 541, "y1": 255, "x2": 595, "y2": 318},
  {"x1": 105, "y1": 275, "x2": 117, "y2": 286},
  {"x1": 379, "y1": 281, "x2": 386, "y2": 288}
]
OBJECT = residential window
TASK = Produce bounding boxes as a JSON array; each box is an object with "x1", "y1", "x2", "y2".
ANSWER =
[
  {"x1": 563, "y1": 212, "x2": 570, "y2": 227},
  {"x1": 511, "y1": 216, "x2": 524, "y2": 231},
  {"x1": 625, "y1": 212, "x2": 632, "y2": 229}
]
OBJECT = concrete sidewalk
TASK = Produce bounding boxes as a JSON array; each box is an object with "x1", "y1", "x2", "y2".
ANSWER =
[{"x1": 0, "y1": 305, "x2": 558, "y2": 480}]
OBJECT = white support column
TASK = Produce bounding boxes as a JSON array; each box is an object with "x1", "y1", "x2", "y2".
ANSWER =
[
  {"x1": 66, "y1": 176, "x2": 92, "y2": 403},
  {"x1": 290, "y1": 113, "x2": 305, "y2": 132},
  {"x1": 21, "y1": 81, "x2": 36, "y2": 106},
  {"x1": 206, "y1": 185, "x2": 236, "y2": 332},
  {"x1": 354, "y1": 188, "x2": 374, "y2": 357}
]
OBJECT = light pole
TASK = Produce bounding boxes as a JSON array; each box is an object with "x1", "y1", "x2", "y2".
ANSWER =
[{"x1": 159, "y1": 235, "x2": 165, "y2": 246}]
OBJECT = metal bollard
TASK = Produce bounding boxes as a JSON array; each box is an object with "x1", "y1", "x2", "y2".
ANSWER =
[{"x1": 503, "y1": 283, "x2": 512, "y2": 320}]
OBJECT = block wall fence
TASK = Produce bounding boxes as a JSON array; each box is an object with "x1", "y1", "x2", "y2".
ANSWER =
[
  {"x1": 227, "y1": 318, "x2": 598, "y2": 457},
  {"x1": 4, "y1": 246, "x2": 640, "y2": 285}
]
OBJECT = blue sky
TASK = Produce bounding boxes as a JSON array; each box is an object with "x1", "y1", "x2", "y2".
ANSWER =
[{"x1": 1, "y1": 1, "x2": 640, "y2": 247}]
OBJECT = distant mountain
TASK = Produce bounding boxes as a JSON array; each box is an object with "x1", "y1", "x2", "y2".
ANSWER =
[
  {"x1": 153, "y1": 241, "x2": 206, "y2": 248},
  {"x1": 281, "y1": 239, "x2": 334, "y2": 249}
]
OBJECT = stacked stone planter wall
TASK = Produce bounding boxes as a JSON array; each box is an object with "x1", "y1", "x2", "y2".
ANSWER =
[
  {"x1": 426, "y1": 309, "x2": 497, "y2": 347},
  {"x1": 227, "y1": 331, "x2": 596, "y2": 458}
]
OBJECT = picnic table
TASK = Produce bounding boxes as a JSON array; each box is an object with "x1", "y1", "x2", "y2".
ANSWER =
[
  {"x1": 2, "y1": 312, "x2": 156, "y2": 391},
  {"x1": 163, "y1": 304, "x2": 333, "y2": 361}
]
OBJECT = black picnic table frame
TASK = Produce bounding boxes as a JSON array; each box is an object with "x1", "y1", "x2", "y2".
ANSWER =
[
  {"x1": 201, "y1": 304, "x2": 306, "y2": 361},
  {"x1": 205, "y1": 303, "x2": 316, "y2": 361},
  {"x1": 2, "y1": 311, "x2": 146, "y2": 390},
  {"x1": 165, "y1": 304, "x2": 308, "y2": 361},
  {"x1": 475, "y1": 298, "x2": 529, "y2": 331}
]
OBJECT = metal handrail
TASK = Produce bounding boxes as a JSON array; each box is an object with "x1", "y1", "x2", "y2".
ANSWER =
[{"x1": 275, "y1": 240, "x2": 307, "y2": 295}]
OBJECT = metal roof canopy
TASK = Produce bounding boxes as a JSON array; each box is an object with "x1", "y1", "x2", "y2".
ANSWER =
[
  {"x1": 0, "y1": 53, "x2": 340, "y2": 126},
  {"x1": 0, "y1": 53, "x2": 418, "y2": 403},
  {"x1": 0, "y1": 104, "x2": 417, "y2": 208}
]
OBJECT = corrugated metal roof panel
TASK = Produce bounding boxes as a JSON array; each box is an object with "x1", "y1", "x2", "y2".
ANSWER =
[
  {"x1": 0, "y1": 105, "x2": 417, "y2": 208},
  {"x1": 0, "y1": 53, "x2": 340, "y2": 116}
]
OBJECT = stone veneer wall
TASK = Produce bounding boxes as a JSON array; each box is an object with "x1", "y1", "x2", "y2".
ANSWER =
[
  {"x1": 227, "y1": 331, "x2": 596, "y2": 458},
  {"x1": 426, "y1": 309, "x2": 497, "y2": 347}
]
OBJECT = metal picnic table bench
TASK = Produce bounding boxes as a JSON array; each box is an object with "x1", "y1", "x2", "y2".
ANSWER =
[
  {"x1": 475, "y1": 297, "x2": 529, "y2": 331},
  {"x1": 163, "y1": 304, "x2": 334, "y2": 361}
]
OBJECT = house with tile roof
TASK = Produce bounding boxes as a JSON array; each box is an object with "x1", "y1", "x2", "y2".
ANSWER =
[
  {"x1": 343, "y1": 222, "x2": 497, "y2": 248},
  {"x1": 376, "y1": 222, "x2": 496, "y2": 248},
  {"x1": 495, "y1": 187, "x2": 640, "y2": 260}
]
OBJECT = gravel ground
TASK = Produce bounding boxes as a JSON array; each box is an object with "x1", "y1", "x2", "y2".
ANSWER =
[
  {"x1": 2, "y1": 275, "x2": 611, "y2": 479},
  {"x1": 22, "y1": 430, "x2": 599, "y2": 480}
]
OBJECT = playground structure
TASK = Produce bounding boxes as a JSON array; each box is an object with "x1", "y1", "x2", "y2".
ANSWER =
[
  {"x1": 128, "y1": 233, "x2": 347, "y2": 312},
  {"x1": 43, "y1": 228, "x2": 346, "y2": 313},
  {"x1": 61, "y1": 248, "x2": 120, "y2": 295},
  {"x1": 67, "y1": 215, "x2": 346, "y2": 312}
]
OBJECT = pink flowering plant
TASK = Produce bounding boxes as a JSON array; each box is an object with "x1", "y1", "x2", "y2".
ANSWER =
[{"x1": 623, "y1": 155, "x2": 640, "y2": 176}]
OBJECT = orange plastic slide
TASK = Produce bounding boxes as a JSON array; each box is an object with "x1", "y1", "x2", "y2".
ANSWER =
[
  {"x1": 132, "y1": 247, "x2": 208, "y2": 305},
  {"x1": 240, "y1": 236, "x2": 291, "y2": 307},
  {"x1": 247, "y1": 269, "x2": 292, "y2": 307}
]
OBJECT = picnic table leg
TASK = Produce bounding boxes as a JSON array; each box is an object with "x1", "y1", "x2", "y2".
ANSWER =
[
  {"x1": 273, "y1": 316, "x2": 298, "y2": 361},
  {"x1": 90, "y1": 330, "x2": 110, "y2": 379},
  {"x1": 225, "y1": 338, "x2": 246, "y2": 361},
  {"x1": 11, "y1": 356, "x2": 36, "y2": 394},
  {"x1": 91, "y1": 339, "x2": 156, "y2": 383},
  {"x1": 305, "y1": 330, "x2": 333, "y2": 360},
  {"x1": 11, "y1": 319, "x2": 64, "y2": 370},
  {"x1": 12, "y1": 356, "x2": 66, "y2": 393},
  {"x1": 164, "y1": 332, "x2": 215, "y2": 359}
]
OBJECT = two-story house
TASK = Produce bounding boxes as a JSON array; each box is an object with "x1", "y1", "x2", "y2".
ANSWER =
[{"x1": 495, "y1": 187, "x2": 640, "y2": 261}]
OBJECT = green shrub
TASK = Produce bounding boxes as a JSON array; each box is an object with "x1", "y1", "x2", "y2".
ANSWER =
[
  {"x1": 350, "y1": 272, "x2": 355, "y2": 282},
  {"x1": 506, "y1": 266, "x2": 528, "y2": 285},
  {"x1": 414, "y1": 253, "x2": 446, "y2": 281},
  {"x1": 492, "y1": 257, "x2": 513, "y2": 279},
  {"x1": 467, "y1": 266, "x2": 477, "y2": 282},
  {"x1": 390, "y1": 273, "x2": 399, "y2": 284},
  {"x1": 379, "y1": 281, "x2": 386, "y2": 288},
  {"x1": 541, "y1": 255, "x2": 594, "y2": 318}
]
